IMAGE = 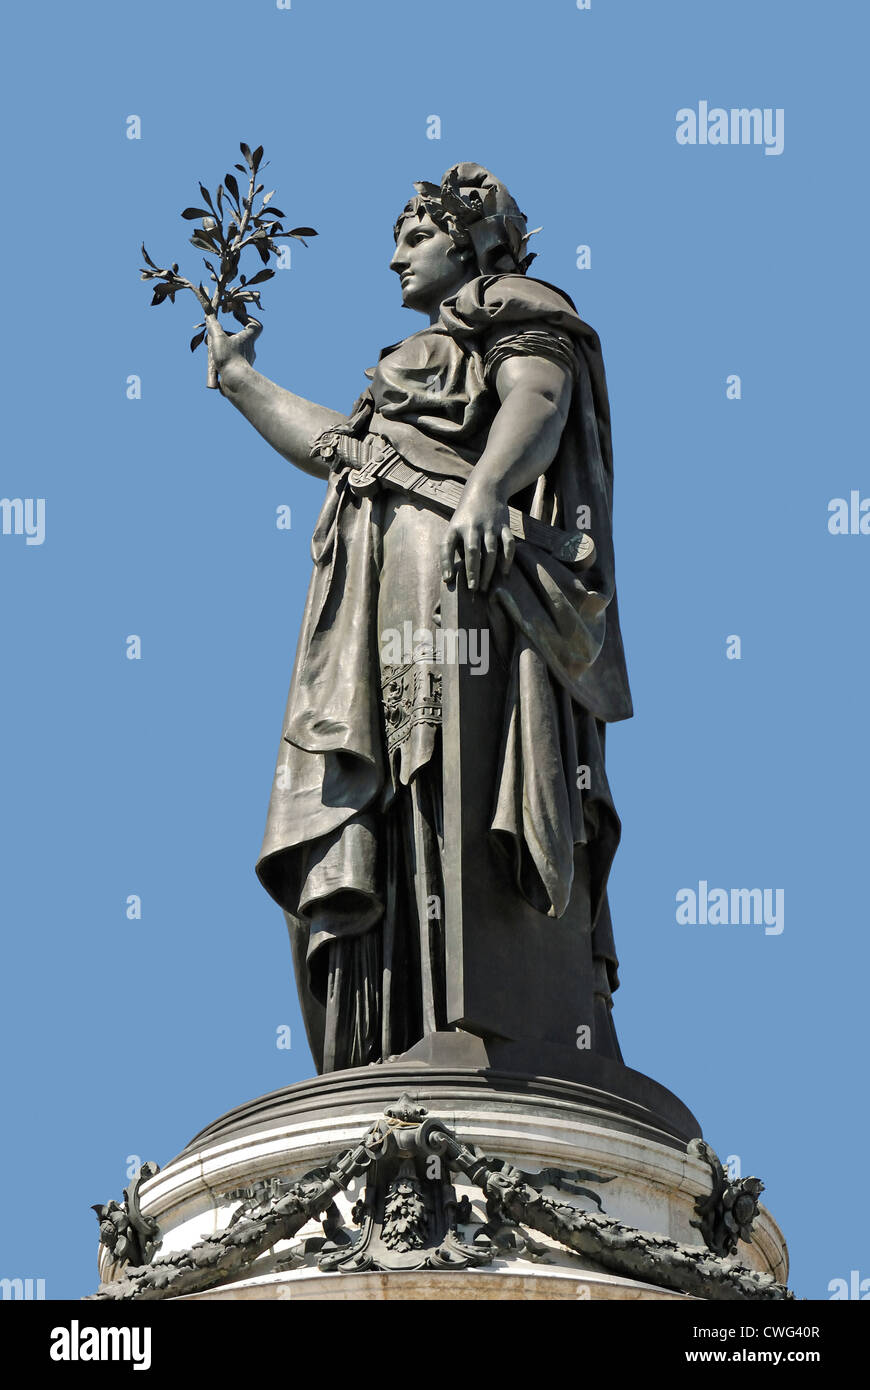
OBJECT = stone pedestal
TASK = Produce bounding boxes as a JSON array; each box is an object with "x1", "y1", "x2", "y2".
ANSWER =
[{"x1": 95, "y1": 1056, "x2": 789, "y2": 1301}]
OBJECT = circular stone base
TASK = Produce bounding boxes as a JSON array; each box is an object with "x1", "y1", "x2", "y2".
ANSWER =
[{"x1": 96, "y1": 1064, "x2": 788, "y2": 1300}]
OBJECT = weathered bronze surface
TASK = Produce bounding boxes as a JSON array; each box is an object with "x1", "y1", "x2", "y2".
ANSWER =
[{"x1": 206, "y1": 163, "x2": 633, "y2": 1080}]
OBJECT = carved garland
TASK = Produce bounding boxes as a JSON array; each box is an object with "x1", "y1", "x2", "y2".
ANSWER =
[{"x1": 89, "y1": 1098, "x2": 792, "y2": 1302}]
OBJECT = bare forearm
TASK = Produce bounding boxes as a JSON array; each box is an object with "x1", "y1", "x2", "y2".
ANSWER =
[
  {"x1": 218, "y1": 359, "x2": 345, "y2": 479},
  {"x1": 441, "y1": 355, "x2": 573, "y2": 591}
]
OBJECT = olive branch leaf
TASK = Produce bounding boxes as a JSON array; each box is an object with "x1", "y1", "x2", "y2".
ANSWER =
[{"x1": 139, "y1": 142, "x2": 317, "y2": 380}]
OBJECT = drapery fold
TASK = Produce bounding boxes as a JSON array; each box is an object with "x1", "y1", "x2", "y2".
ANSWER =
[{"x1": 256, "y1": 273, "x2": 632, "y2": 1067}]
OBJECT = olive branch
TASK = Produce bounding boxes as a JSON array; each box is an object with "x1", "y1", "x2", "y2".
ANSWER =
[{"x1": 140, "y1": 142, "x2": 316, "y2": 387}]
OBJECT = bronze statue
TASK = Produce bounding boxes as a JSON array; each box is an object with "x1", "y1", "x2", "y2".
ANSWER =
[
  {"x1": 93, "y1": 159, "x2": 794, "y2": 1310},
  {"x1": 204, "y1": 163, "x2": 633, "y2": 1079}
]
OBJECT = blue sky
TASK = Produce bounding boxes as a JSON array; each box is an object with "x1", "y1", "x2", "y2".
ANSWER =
[{"x1": 1, "y1": 0, "x2": 866, "y2": 1300}]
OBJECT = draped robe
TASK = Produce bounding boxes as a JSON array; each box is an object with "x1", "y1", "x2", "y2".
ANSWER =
[{"x1": 255, "y1": 273, "x2": 633, "y2": 1072}]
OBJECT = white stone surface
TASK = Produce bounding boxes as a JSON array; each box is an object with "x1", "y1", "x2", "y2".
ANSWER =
[
  {"x1": 180, "y1": 1268, "x2": 698, "y2": 1301},
  {"x1": 97, "y1": 1078, "x2": 788, "y2": 1299}
]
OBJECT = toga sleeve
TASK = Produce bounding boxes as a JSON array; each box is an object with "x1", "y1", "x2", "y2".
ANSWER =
[{"x1": 441, "y1": 273, "x2": 592, "y2": 388}]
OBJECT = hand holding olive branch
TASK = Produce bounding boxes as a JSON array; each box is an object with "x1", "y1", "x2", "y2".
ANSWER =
[{"x1": 140, "y1": 142, "x2": 316, "y2": 388}]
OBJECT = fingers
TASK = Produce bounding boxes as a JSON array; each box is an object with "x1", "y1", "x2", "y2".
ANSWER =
[
  {"x1": 204, "y1": 315, "x2": 261, "y2": 346},
  {"x1": 441, "y1": 525, "x2": 498, "y2": 592},
  {"x1": 441, "y1": 527, "x2": 460, "y2": 584},
  {"x1": 500, "y1": 525, "x2": 516, "y2": 575},
  {"x1": 237, "y1": 315, "x2": 263, "y2": 344},
  {"x1": 204, "y1": 314, "x2": 263, "y2": 374},
  {"x1": 464, "y1": 529, "x2": 481, "y2": 592},
  {"x1": 480, "y1": 529, "x2": 499, "y2": 592},
  {"x1": 236, "y1": 315, "x2": 262, "y2": 365}
]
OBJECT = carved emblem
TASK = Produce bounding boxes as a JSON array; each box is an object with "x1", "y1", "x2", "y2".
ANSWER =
[{"x1": 89, "y1": 1100, "x2": 790, "y2": 1303}]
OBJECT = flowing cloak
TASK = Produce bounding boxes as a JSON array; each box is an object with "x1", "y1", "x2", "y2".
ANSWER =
[{"x1": 255, "y1": 273, "x2": 633, "y2": 1056}]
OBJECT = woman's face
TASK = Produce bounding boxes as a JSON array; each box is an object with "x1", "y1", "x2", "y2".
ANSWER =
[{"x1": 390, "y1": 212, "x2": 473, "y2": 314}]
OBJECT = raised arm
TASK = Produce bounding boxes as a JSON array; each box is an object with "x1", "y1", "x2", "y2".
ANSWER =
[{"x1": 206, "y1": 317, "x2": 346, "y2": 480}]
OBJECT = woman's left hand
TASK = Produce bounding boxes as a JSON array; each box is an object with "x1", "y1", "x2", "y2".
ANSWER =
[{"x1": 441, "y1": 481, "x2": 516, "y2": 592}]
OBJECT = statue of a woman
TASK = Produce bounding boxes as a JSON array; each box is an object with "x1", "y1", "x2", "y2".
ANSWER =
[{"x1": 205, "y1": 163, "x2": 633, "y2": 1078}]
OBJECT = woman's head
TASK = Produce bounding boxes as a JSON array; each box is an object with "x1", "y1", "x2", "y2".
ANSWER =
[
  {"x1": 390, "y1": 209, "x2": 474, "y2": 314},
  {"x1": 391, "y1": 163, "x2": 538, "y2": 315}
]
